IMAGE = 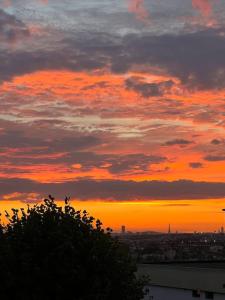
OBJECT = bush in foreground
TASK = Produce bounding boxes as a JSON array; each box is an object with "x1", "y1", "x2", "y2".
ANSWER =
[{"x1": 0, "y1": 196, "x2": 144, "y2": 300}]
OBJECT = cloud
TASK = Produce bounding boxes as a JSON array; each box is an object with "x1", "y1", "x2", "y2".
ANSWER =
[
  {"x1": 0, "y1": 119, "x2": 167, "y2": 178},
  {"x1": 0, "y1": 1, "x2": 224, "y2": 206},
  {"x1": 106, "y1": 154, "x2": 166, "y2": 174},
  {"x1": 204, "y1": 155, "x2": 225, "y2": 161},
  {"x1": 0, "y1": 42, "x2": 106, "y2": 82},
  {"x1": 3, "y1": 192, "x2": 43, "y2": 203},
  {"x1": 211, "y1": 139, "x2": 223, "y2": 145},
  {"x1": 161, "y1": 203, "x2": 191, "y2": 207},
  {"x1": 0, "y1": 9, "x2": 30, "y2": 43},
  {"x1": 125, "y1": 76, "x2": 174, "y2": 97},
  {"x1": 0, "y1": 127, "x2": 101, "y2": 152},
  {"x1": 0, "y1": 26, "x2": 225, "y2": 90},
  {"x1": 121, "y1": 28, "x2": 225, "y2": 90},
  {"x1": 164, "y1": 139, "x2": 193, "y2": 146},
  {"x1": 0, "y1": 178, "x2": 225, "y2": 200},
  {"x1": 189, "y1": 162, "x2": 203, "y2": 169},
  {"x1": 0, "y1": 147, "x2": 166, "y2": 177}
]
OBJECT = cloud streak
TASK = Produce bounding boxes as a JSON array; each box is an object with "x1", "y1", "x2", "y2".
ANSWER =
[
  {"x1": 1, "y1": 27, "x2": 225, "y2": 90},
  {"x1": 0, "y1": 178, "x2": 225, "y2": 201}
]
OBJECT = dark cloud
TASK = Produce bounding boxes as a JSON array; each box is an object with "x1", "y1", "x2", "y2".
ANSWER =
[
  {"x1": 119, "y1": 28, "x2": 225, "y2": 90},
  {"x1": 0, "y1": 129, "x2": 101, "y2": 152},
  {"x1": 125, "y1": 76, "x2": 174, "y2": 97},
  {"x1": 77, "y1": 28, "x2": 225, "y2": 90},
  {"x1": 106, "y1": 154, "x2": 166, "y2": 174},
  {"x1": 204, "y1": 155, "x2": 225, "y2": 162},
  {"x1": 65, "y1": 153, "x2": 166, "y2": 175},
  {"x1": 0, "y1": 149, "x2": 166, "y2": 175},
  {"x1": 0, "y1": 120, "x2": 166, "y2": 174},
  {"x1": 164, "y1": 139, "x2": 193, "y2": 146},
  {"x1": 0, "y1": 9, "x2": 30, "y2": 43},
  {"x1": 1, "y1": 27, "x2": 225, "y2": 90},
  {"x1": 211, "y1": 139, "x2": 223, "y2": 145},
  {"x1": 0, "y1": 178, "x2": 225, "y2": 200},
  {"x1": 0, "y1": 45, "x2": 105, "y2": 82},
  {"x1": 3, "y1": 192, "x2": 43, "y2": 203},
  {"x1": 189, "y1": 162, "x2": 203, "y2": 169}
]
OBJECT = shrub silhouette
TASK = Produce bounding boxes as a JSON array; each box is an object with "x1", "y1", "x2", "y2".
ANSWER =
[{"x1": 0, "y1": 196, "x2": 144, "y2": 300}]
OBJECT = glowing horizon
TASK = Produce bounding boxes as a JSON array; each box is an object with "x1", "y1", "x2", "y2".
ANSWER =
[{"x1": 1, "y1": 198, "x2": 225, "y2": 233}]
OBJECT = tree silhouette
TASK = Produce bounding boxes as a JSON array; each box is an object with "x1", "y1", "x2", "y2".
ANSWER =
[{"x1": 0, "y1": 196, "x2": 145, "y2": 300}]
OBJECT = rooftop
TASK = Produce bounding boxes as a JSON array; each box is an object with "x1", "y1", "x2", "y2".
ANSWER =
[{"x1": 138, "y1": 263, "x2": 225, "y2": 294}]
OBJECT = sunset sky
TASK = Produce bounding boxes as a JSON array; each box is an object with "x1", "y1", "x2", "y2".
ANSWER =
[{"x1": 1, "y1": 0, "x2": 225, "y2": 232}]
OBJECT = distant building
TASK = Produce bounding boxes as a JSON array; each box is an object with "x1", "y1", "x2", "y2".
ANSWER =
[
  {"x1": 138, "y1": 263, "x2": 225, "y2": 300},
  {"x1": 168, "y1": 224, "x2": 171, "y2": 234},
  {"x1": 165, "y1": 249, "x2": 176, "y2": 261},
  {"x1": 121, "y1": 225, "x2": 126, "y2": 234}
]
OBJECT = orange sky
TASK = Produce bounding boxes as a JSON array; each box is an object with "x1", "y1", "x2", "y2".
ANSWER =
[{"x1": 1, "y1": 199, "x2": 225, "y2": 233}]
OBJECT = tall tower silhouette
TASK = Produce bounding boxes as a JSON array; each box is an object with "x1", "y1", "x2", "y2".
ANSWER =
[
  {"x1": 168, "y1": 224, "x2": 171, "y2": 234},
  {"x1": 121, "y1": 225, "x2": 126, "y2": 234}
]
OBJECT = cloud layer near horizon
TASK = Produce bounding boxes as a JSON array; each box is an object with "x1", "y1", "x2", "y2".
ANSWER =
[{"x1": 1, "y1": 178, "x2": 225, "y2": 202}]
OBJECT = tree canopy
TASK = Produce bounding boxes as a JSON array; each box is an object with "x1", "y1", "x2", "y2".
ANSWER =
[{"x1": 0, "y1": 196, "x2": 144, "y2": 300}]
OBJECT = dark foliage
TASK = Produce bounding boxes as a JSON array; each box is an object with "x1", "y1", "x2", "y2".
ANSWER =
[{"x1": 0, "y1": 196, "x2": 144, "y2": 300}]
